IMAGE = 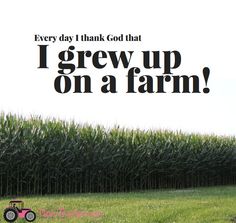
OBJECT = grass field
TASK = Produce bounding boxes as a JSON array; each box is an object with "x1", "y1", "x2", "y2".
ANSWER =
[{"x1": 1, "y1": 186, "x2": 236, "y2": 223}]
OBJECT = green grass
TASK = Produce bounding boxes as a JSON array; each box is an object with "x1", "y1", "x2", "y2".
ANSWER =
[{"x1": 1, "y1": 186, "x2": 236, "y2": 223}]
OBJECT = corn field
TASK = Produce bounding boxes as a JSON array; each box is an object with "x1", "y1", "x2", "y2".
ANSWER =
[{"x1": 0, "y1": 113, "x2": 236, "y2": 196}]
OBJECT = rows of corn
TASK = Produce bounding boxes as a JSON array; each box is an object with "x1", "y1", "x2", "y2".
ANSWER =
[{"x1": 0, "y1": 113, "x2": 236, "y2": 195}]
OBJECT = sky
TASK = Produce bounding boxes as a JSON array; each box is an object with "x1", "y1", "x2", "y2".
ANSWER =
[{"x1": 0, "y1": 0, "x2": 236, "y2": 136}]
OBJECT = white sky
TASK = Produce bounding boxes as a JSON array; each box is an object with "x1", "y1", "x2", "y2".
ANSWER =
[{"x1": 0, "y1": 0, "x2": 236, "y2": 136}]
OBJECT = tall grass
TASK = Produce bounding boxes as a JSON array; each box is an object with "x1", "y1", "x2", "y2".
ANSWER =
[{"x1": 0, "y1": 113, "x2": 235, "y2": 195}]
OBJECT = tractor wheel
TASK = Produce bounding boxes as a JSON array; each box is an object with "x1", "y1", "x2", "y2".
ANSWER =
[
  {"x1": 3, "y1": 208, "x2": 18, "y2": 222},
  {"x1": 25, "y1": 210, "x2": 36, "y2": 222}
]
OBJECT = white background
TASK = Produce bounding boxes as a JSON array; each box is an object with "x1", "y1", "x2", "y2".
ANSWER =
[{"x1": 0, "y1": 0, "x2": 235, "y2": 136}]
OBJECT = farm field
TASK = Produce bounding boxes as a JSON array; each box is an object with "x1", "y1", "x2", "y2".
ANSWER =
[
  {"x1": 1, "y1": 186, "x2": 236, "y2": 223},
  {"x1": 1, "y1": 114, "x2": 236, "y2": 196}
]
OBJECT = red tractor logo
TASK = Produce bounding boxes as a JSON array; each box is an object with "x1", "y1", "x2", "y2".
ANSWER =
[{"x1": 3, "y1": 200, "x2": 36, "y2": 222}]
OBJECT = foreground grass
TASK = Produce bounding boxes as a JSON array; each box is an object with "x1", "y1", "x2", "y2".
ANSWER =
[{"x1": 1, "y1": 186, "x2": 236, "y2": 223}]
